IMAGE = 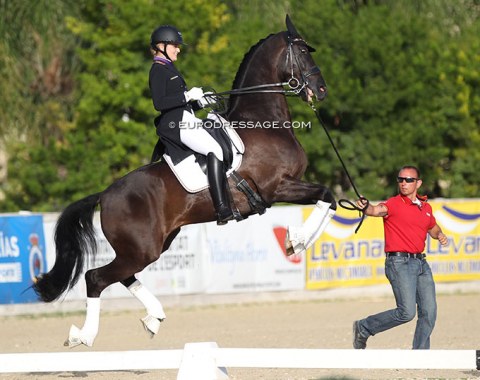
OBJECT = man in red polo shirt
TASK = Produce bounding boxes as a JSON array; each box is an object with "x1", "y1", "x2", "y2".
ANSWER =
[{"x1": 353, "y1": 165, "x2": 448, "y2": 349}]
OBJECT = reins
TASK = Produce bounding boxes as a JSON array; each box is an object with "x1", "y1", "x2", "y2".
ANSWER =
[
  {"x1": 213, "y1": 83, "x2": 288, "y2": 96},
  {"x1": 204, "y1": 81, "x2": 302, "y2": 113},
  {"x1": 210, "y1": 77, "x2": 308, "y2": 97}
]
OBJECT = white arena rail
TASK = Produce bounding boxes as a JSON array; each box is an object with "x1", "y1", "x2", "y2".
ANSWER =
[{"x1": 1, "y1": 342, "x2": 479, "y2": 379}]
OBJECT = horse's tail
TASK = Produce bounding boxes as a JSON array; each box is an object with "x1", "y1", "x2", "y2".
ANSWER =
[{"x1": 33, "y1": 193, "x2": 101, "y2": 302}]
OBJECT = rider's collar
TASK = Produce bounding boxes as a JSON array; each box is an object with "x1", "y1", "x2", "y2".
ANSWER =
[{"x1": 153, "y1": 56, "x2": 172, "y2": 65}]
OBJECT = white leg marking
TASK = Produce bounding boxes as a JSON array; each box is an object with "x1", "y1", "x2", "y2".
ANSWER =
[
  {"x1": 65, "y1": 297, "x2": 100, "y2": 348},
  {"x1": 128, "y1": 280, "x2": 166, "y2": 337}
]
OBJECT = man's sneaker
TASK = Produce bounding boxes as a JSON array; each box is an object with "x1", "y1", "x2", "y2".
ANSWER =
[{"x1": 353, "y1": 320, "x2": 368, "y2": 349}]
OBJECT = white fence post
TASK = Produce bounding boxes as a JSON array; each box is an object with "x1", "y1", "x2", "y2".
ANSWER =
[{"x1": 177, "y1": 342, "x2": 229, "y2": 380}]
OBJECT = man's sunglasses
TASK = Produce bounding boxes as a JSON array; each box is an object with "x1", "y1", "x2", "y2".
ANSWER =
[{"x1": 397, "y1": 177, "x2": 418, "y2": 183}]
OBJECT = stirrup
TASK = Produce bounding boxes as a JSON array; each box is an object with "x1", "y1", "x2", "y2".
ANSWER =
[{"x1": 216, "y1": 208, "x2": 234, "y2": 225}]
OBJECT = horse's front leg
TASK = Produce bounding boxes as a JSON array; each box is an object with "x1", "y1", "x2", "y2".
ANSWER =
[
  {"x1": 271, "y1": 175, "x2": 336, "y2": 207},
  {"x1": 271, "y1": 177, "x2": 337, "y2": 255}
]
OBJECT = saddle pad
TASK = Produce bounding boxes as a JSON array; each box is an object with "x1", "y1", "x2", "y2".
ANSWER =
[{"x1": 163, "y1": 113, "x2": 245, "y2": 193}]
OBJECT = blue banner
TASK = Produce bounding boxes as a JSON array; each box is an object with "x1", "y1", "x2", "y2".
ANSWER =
[{"x1": 0, "y1": 215, "x2": 47, "y2": 304}]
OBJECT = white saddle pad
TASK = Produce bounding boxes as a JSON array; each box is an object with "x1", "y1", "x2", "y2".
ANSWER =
[{"x1": 163, "y1": 113, "x2": 245, "y2": 193}]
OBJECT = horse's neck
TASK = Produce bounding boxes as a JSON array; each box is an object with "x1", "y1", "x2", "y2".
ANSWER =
[{"x1": 227, "y1": 33, "x2": 291, "y2": 122}]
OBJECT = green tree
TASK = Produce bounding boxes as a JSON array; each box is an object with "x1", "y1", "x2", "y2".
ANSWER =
[
  {"x1": 2, "y1": 0, "x2": 230, "y2": 210},
  {"x1": 0, "y1": 0, "x2": 81, "y2": 210},
  {"x1": 292, "y1": 0, "x2": 480, "y2": 200},
  {"x1": 1, "y1": 0, "x2": 479, "y2": 211}
]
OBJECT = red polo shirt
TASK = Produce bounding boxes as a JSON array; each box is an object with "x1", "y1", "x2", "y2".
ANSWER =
[{"x1": 381, "y1": 194, "x2": 437, "y2": 253}]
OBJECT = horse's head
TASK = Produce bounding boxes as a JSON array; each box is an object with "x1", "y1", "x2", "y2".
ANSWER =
[
  {"x1": 284, "y1": 15, "x2": 327, "y2": 102},
  {"x1": 227, "y1": 16, "x2": 328, "y2": 119}
]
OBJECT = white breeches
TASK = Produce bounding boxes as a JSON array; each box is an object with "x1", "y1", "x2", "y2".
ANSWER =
[{"x1": 179, "y1": 110, "x2": 223, "y2": 161}]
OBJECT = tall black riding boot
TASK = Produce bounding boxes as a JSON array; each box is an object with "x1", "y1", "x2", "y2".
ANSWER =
[{"x1": 207, "y1": 153, "x2": 234, "y2": 225}]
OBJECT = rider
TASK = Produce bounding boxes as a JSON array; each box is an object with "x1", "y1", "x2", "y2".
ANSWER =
[{"x1": 149, "y1": 25, "x2": 234, "y2": 225}]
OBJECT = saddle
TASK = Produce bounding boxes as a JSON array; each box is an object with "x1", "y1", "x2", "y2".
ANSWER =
[
  {"x1": 162, "y1": 113, "x2": 242, "y2": 192},
  {"x1": 162, "y1": 113, "x2": 268, "y2": 217}
]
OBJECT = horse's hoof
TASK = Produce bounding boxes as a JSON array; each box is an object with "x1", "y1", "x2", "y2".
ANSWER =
[
  {"x1": 291, "y1": 242, "x2": 306, "y2": 255},
  {"x1": 285, "y1": 240, "x2": 295, "y2": 256},
  {"x1": 141, "y1": 315, "x2": 164, "y2": 338},
  {"x1": 64, "y1": 325, "x2": 83, "y2": 348},
  {"x1": 64, "y1": 337, "x2": 81, "y2": 348},
  {"x1": 64, "y1": 324, "x2": 95, "y2": 348},
  {"x1": 285, "y1": 227, "x2": 305, "y2": 256}
]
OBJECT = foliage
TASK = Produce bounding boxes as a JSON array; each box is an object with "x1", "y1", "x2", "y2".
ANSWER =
[
  {"x1": 0, "y1": 0, "x2": 82, "y2": 210},
  {"x1": 0, "y1": 0, "x2": 479, "y2": 211},
  {"x1": 1, "y1": 0, "x2": 229, "y2": 210},
  {"x1": 292, "y1": 0, "x2": 480, "y2": 200}
]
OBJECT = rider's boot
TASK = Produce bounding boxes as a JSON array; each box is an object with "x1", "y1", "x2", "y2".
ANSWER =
[{"x1": 207, "y1": 153, "x2": 234, "y2": 225}]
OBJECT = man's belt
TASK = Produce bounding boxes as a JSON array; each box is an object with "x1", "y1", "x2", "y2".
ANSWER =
[{"x1": 386, "y1": 252, "x2": 426, "y2": 259}]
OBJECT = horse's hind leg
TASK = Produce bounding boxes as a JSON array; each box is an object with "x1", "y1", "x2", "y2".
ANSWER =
[
  {"x1": 121, "y1": 228, "x2": 180, "y2": 338},
  {"x1": 64, "y1": 296, "x2": 101, "y2": 347},
  {"x1": 65, "y1": 254, "x2": 158, "y2": 348},
  {"x1": 121, "y1": 275, "x2": 166, "y2": 337},
  {"x1": 64, "y1": 264, "x2": 119, "y2": 348}
]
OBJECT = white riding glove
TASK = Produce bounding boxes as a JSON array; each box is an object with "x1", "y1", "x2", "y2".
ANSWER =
[{"x1": 184, "y1": 87, "x2": 204, "y2": 102}]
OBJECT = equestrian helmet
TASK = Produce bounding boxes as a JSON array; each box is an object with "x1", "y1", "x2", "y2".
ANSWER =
[{"x1": 150, "y1": 25, "x2": 184, "y2": 48}]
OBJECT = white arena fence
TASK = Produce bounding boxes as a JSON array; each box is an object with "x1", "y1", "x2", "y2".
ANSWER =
[{"x1": 0, "y1": 342, "x2": 479, "y2": 379}]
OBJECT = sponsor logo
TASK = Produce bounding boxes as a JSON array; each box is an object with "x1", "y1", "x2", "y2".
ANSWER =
[
  {"x1": 434, "y1": 205, "x2": 480, "y2": 234},
  {"x1": 28, "y1": 234, "x2": 44, "y2": 281},
  {"x1": 325, "y1": 214, "x2": 363, "y2": 239}
]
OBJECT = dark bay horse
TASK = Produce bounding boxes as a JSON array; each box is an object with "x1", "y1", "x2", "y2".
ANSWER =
[{"x1": 33, "y1": 16, "x2": 336, "y2": 347}]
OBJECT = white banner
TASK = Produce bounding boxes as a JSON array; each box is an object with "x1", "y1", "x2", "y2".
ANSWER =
[{"x1": 204, "y1": 206, "x2": 305, "y2": 293}]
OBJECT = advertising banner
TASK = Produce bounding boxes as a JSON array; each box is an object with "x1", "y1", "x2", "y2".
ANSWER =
[
  {"x1": 204, "y1": 206, "x2": 305, "y2": 293},
  {"x1": 428, "y1": 199, "x2": 480, "y2": 282},
  {"x1": 0, "y1": 214, "x2": 47, "y2": 304},
  {"x1": 306, "y1": 199, "x2": 480, "y2": 289},
  {"x1": 56, "y1": 215, "x2": 208, "y2": 300},
  {"x1": 44, "y1": 207, "x2": 304, "y2": 300}
]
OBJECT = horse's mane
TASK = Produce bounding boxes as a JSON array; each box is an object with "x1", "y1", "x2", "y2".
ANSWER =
[{"x1": 231, "y1": 33, "x2": 276, "y2": 90}]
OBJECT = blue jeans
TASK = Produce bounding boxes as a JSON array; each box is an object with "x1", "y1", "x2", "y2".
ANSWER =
[{"x1": 358, "y1": 256, "x2": 437, "y2": 349}]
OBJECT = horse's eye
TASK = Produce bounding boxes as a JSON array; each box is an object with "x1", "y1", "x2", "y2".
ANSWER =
[{"x1": 300, "y1": 48, "x2": 308, "y2": 54}]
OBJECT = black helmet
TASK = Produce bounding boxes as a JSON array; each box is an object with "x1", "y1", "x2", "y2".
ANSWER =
[{"x1": 150, "y1": 25, "x2": 184, "y2": 49}]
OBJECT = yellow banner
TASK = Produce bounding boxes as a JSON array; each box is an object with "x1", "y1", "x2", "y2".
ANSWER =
[{"x1": 306, "y1": 199, "x2": 480, "y2": 289}]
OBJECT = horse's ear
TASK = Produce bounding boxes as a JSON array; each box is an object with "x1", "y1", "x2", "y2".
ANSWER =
[
  {"x1": 285, "y1": 14, "x2": 316, "y2": 52},
  {"x1": 285, "y1": 14, "x2": 300, "y2": 38}
]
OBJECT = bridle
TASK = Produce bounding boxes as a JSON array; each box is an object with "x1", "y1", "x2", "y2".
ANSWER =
[
  {"x1": 210, "y1": 34, "x2": 323, "y2": 98},
  {"x1": 284, "y1": 36, "x2": 322, "y2": 95}
]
